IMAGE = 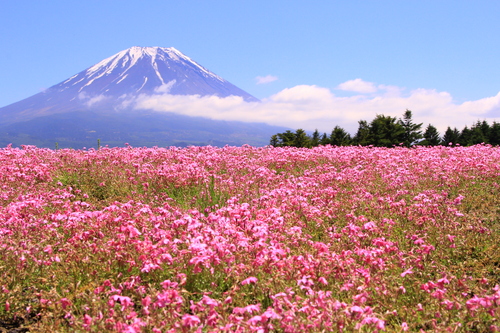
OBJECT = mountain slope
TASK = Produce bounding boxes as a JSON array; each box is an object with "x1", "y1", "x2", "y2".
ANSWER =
[
  {"x1": 0, "y1": 47, "x2": 282, "y2": 147},
  {"x1": 0, "y1": 46, "x2": 258, "y2": 125},
  {"x1": 0, "y1": 111, "x2": 284, "y2": 148}
]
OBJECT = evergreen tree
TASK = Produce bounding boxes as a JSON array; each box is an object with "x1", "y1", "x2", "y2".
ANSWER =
[
  {"x1": 269, "y1": 134, "x2": 279, "y2": 147},
  {"x1": 269, "y1": 116, "x2": 499, "y2": 149},
  {"x1": 480, "y1": 120, "x2": 491, "y2": 139},
  {"x1": 458, "y1": 126, "x2": 472, "y2": 146},
  {"x1": 469, "y1": 120, "x2": 490, "y2": 144},
  {"x1": 329, "y1": 126, "x2": 352, "y2": 146},
  {"x1": 320, "y1": 133, "x2": 330, "y2": 146},
  {"x1": 293, "y1": 129, "x2": 311, "y2": 148},
  {"x1": 311, "y1": 129, "x2": 321, "y2": 147},
  {"x1": 399, "y1": 109, "x2": 423, "y2": 147},
  {"x1": 420, "y1": 124, "x2": 441, "y2": 146},
  {"x1": 367, "y1": 114, "x2": 405, "y2": 147},
  {"x1": 442, "y1": 127, "x2": 460, "y2": 145},
  {"x1": 273, "y1": 130, "x2": 296, "y2": 147},
  {"x1": 489, "y1": 121, "x2": 500, "y2": 145},
  {"x1": 353, "y1": 120, "x2": 370, "y2": 145}
]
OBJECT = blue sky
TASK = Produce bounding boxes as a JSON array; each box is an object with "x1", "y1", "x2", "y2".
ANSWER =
[{"x1": 1, "y1": 1, "x2": 500, "y2": 133}]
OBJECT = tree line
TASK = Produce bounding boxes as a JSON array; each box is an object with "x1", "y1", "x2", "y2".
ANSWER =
[{"x1": 270, "y1": 110, "x2": 500, "y2": 148}]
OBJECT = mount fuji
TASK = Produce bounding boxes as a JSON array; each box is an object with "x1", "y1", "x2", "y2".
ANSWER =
[{"x1": 0, "y1": 46, "x2": 285, "y2": 148}]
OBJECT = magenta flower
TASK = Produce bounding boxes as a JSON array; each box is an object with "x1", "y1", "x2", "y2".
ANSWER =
[
  {"x1": 241, "y1": 276, "x2": 258, "y2": 285},
  {"x1": 182, "y1": 314, "x2": 201, "y2": 328},
  {"x1": 400, "y1": 268, "x2": 413, "y2": 277}
]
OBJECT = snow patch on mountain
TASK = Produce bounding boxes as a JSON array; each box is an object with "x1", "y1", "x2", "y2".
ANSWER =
[{"x1": 137, "y1": 77, "x2": 148, "y2": 92}]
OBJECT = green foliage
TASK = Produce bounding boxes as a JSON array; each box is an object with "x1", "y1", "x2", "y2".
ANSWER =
[
  {"x1": 367, "y1": 114, "x2": 405, "y2": 147},
  {"x1": 458, "y1": 126, "x2": 472, "y2": 146},
  {"x1": 458, "y1": 122, "x2": 490, "y2": 146},
  {"x1": 270, "y1": 129, "x2": 312, "y2": 148},
  {"x1": 470, "y1": 121, "x2": 490, "y2": 145},
  {"x1": 293, "y1": 129, "x2": 311, "y2": 148},
  {"x1": 329, "y1": 126, "x2": 352, "y2": 146},
  {"x1": 419, "y1": 124, "x2": 441, "y2": 146},
  {"x1": 270, "y1": 110, "x2": 500, "y2": 148},
  {"x1": 310, "y1": 129, "x2": 321, "y2": 147},
  {"x1": 353, "y1": 120, "x2": 370, "y2": 145},
  {"x1": 442, "y1": 127, "x2": 460, "y2": 145},
  {"x1": 399, "y1": 109, "x2": 423, "y2": 146},
  {"x1": 489, "y1": 121, "x2": 500, "y2": 145},
  {"x1": 269, "y1": 130, "x2": 296, "y2": 147},
  {"x1": 319, "y1": 132, "x2": 329, "y2": 145},
  {"x1": 269, "y1": 134, "x2": 279, "y2": 147}
]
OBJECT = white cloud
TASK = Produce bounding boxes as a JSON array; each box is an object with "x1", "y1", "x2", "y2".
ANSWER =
[
  {"x1": 255, "y1": 75, "x2": 278, "y2": 85},
  {"x1": 337, "y1": 78, "x2": 378, "y2": 94},
  {"x1": 154, "y1": 80, "x2": 176, "y2": 93},
  {"x1": 85, "y1": 95, "x2": 109, "y2": 107},
  {"x1": 124, "y1": 81, "x2": 500, "y2": 135},
  {"x1": 78, "y1": 92, "x2": 111, "y2": 107}
]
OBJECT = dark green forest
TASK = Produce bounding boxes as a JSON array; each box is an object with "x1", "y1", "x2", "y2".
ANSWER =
[{"x1": 270, "y1": 110, "x2": 500, "y2": 148}]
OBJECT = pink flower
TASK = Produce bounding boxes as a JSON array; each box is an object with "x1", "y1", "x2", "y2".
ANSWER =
[
  {"x1": 400, "y1": 268, "x2": 413, "y2": 277},
  {"x1": 431, "y1": 289, "x2": 446, "y2": 300},
  {"x1": 360, "y1": 316, "x2": 385, "y2": 330},
  {"x1": 111, "y1": 295, "x2": 134, "y2": 311},
  {"x1": 43, "y1": 245, "x2": 53, "y2": 254},
  {"x1": 233, "y1": 304, "x2": 261, "y2": 314},
  {"x1": 241, "y1": 277, "x2": 258, "y2": 285},
  {"x1": 247, "y1": 315, "x2": 262, "y2": 325},
  {"x1": 349, "y1": 305, "x2": 364, "y2": 314},
  {"x1": 182, "y1": 314, "x2": 201, "y2": 328},
  {"x1": 413, "y1": 238, "x2": 424, "y2": 245},
  {"x1": 82, "y1": 314, "x2": 92, "y2": 328},
  {"x1": 363, "y1": 221, "x2": 377, "y2": 230},
  {"x1": 141, "y1": 263, "x2": 160, "y2": 272},
  {"x1": 453, "y1": 195, "x2": 465, "y2": 205},
  {"x1": 60, "y1": 298, "x2": 72, "y2": 310},
  {"x1": 141, "y1": 296, "x2": 152, "y2": 307}
]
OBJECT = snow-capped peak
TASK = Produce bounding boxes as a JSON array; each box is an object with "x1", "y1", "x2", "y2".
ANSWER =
[
  {"x1": 82, "y1": 47, "x2": 224, "y2": 83},
  {"x1": 163, "y1": 47, "x2": 224, "y2": 82},
  {"x1": 51, "y1": 46, "x2": 258, "y2": 102}
]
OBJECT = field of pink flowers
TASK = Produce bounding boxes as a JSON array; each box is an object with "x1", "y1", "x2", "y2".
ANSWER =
[{"x1": 1, "y1": 144, "x2": 499, "y2": 332}]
